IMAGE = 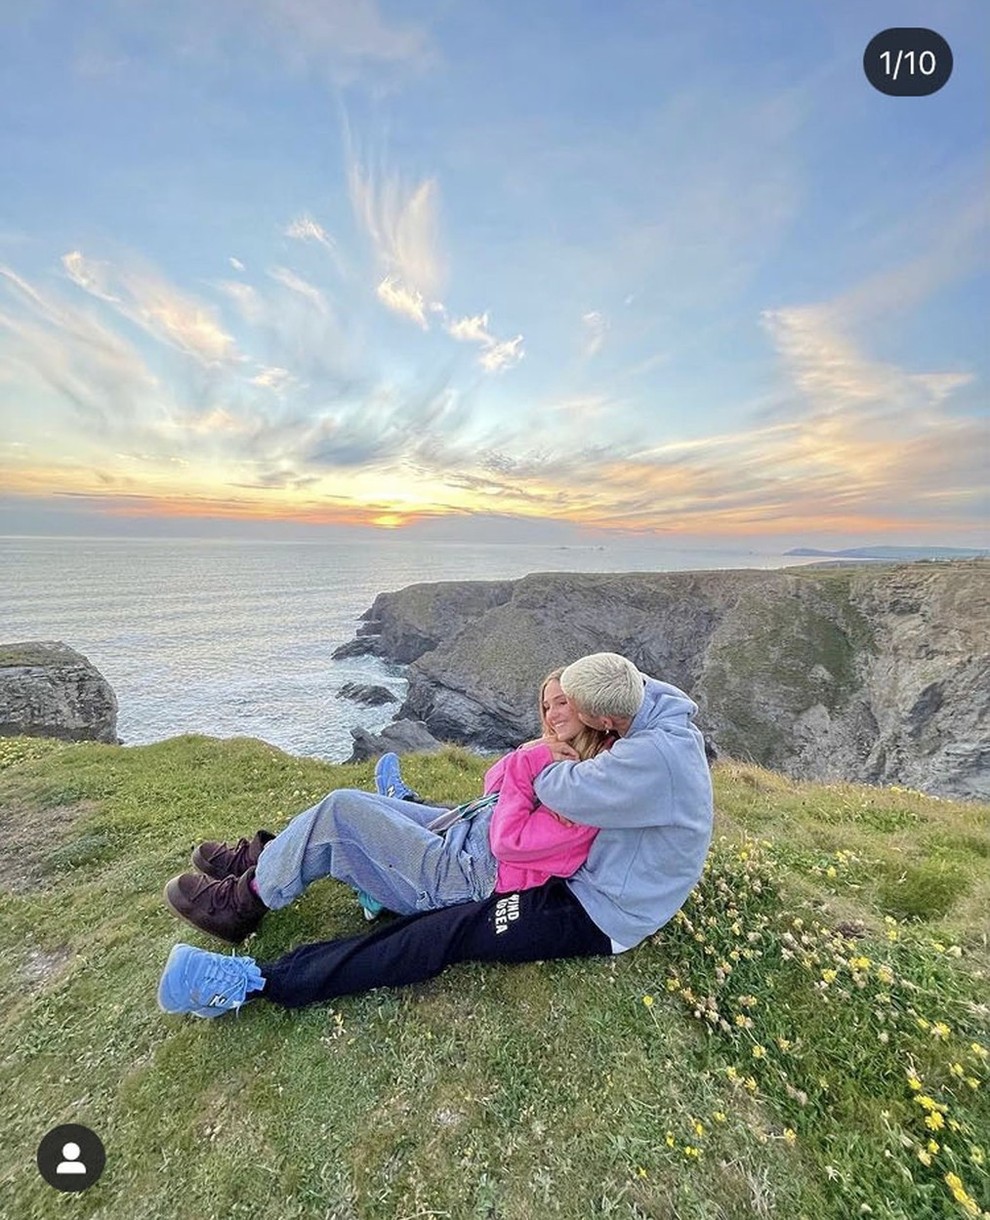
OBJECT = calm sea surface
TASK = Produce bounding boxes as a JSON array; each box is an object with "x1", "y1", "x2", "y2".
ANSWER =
[{"x1": 2, "y1": 537, "x2": 809, "y2": 761}]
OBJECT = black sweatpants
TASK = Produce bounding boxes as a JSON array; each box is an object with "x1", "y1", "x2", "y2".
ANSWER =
[{"x1": 258, "y1": 879, "x2": 612, "y2": 1008}]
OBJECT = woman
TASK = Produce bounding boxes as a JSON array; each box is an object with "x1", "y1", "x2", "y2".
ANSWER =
[
  {"x1": 163, "y1": 670, "x2": 614, "y2": 944},
  {"x1": 357, "y1": 669, "x2": 616, "y2": 917}
]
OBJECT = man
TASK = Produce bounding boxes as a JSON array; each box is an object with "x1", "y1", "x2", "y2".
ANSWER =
[{"x1": 157, "y1": 652, "x2": 713, "y2": 1017}]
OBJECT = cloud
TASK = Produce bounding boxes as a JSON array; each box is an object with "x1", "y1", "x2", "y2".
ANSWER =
[
  {"x1": 269, "y1": 266, "x2": 328, "y2": 314},
  {"x1": 229, "y1": 257, "x2": 246, "y2": 272},
  {"x1": 349, "y1": 158, "x2": 444, "y2": 302},
  {"x1": 250, "y1": 366, "x2": 294, "y2": 390},
  {"x1": 479, "y1": 335, "x2": 524, "y2": 373},
  {"x1": 63, "y1": 250, "x2": 238, "y2": 366},
  {"x1": 0, "y1": 263, "x2": 159, "y2": 436},
  {"x1": 249, "y1": 0, "x2": 434, "y2": 78},
  {"x1": 581, "y1": 310, "x2": 608, "y2": 358},
  {"x1": 444, "y1": 310, "x2": 525, "y2": 374},
  {"x1": 446, "y1": 312, "x2": 491, "y2": 344},
  {"x1": 375, "y1": 275, "x2": 428, "y2": 329},
  {"x1": 285, "y1": 214, "x2": 336, "y2": 248}
]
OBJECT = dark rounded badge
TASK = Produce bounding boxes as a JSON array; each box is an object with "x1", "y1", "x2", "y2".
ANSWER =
[
  {"x1": 864, "y1": 29, "x2": 953, "y2": 96},
  {"x1": 37, "y1": 1124, "x2": 106, "y2": 1192}
]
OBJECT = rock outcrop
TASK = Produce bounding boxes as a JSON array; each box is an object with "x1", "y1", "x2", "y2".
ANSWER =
[
  {"x1": 0, "y1": 642, "x2": 119, "y2": 744},
  {"x1": 338, "y1": 683, "x2": 398, "y2": 707},
  {"x1": 347, "y1": 719, "x2": 445, "y2": 763},
  {"x1": 337, "y1": 561, "x2": 989, "y2": 801}
]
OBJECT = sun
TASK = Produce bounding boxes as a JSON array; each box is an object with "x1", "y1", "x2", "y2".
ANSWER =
[{"x1": 372, "y1": 513, "x2": 405, "y2": 528}]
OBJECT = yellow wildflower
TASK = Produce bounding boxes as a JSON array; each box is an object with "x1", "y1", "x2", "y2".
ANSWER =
[
  {"x1": 826, "y1": 866, "x2": 837, "y2": 879},
  {"x1": 777, "y1": 1038, "x2": 792, "y2": 1052},
  {"x1": 944, "y1": 1173, "x2": 980, "y2": 1218},
  {"x1": 725, "y1": 1066, "x2": 739, "y2": 1081},
  {"x1": 665, "y1": 1131, "x2": 675, "y2": 1148},
  {"x1": 925, "y1": 1111, "x2": 945, "y2": 1131},
  {"x1": 850, "y1": 956, "x2": 871, "y2": 970},
  {"x1": 744, "y1": 1076, "x2": 758, "y2": 1093},
  {"x1": 927, "y1": 1140, "x2": 940, "y2": 1155},
  {"x1": 822, "y1": 969, "x2": 838, "y2": 984},
  {"x1": 752, "y1": 1044, "x2": 767, "y2": 1059},
  {"x1": 693, "y1": 1120, "x2": 705, "y2": 1137},
  {"x1": 931, "y1": 1021, "x2": 951, "y2": 1040},
  {"x1": 917, "y1": 1148, "x2": 932, "y2": 1166},
  {"x1": 971, "y1": 1042, "x2": 988, "y2": 1059},
  {"x1": 683, "y1": 1145, "x2": 701, "y2": 1159},
  {"x1": 712, "y1": 1111, "x2": 727, "y2": 1124},
  {"x1": 965, "y1": 1077, "x2": 980, "y2": 1090},
  {"x1": 950, "y1": 1062, "x2": 965, "y2": 1077},
  {"x1": 907, "y1": 1075, "x2": 923, "y2": 1091},
  {"x1": 642, "y1": 995, "x2": 655, "y2": 1007},
  {"x1": 783, "y1": 1128, "x2": 797, "y2": 1145}
]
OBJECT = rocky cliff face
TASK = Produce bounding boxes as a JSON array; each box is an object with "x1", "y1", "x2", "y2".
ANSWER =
[
  {"x1": 0, "y1": 642, "x2": 119, "y2": 744},
  {"x1": 338, "y1": 561, "x2": 989, "y2": 801}
]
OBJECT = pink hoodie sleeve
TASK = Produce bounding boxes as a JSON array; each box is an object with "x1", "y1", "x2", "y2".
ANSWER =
[
  {"x1": 488, "y1": 744, "x2": 598, "y2": 869},
  {"x1": 483, "y1": 754, "x2": 509, "y2": 794}
]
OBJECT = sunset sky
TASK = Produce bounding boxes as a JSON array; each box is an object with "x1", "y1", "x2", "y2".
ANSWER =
[{"x1": 1, "y1": 1, "x2": 987, "y2": 548}]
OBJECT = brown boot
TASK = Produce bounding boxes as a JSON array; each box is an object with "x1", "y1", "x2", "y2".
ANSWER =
[
  {"x1": 191, "y1": 829, "x2": 275, "y2": 880},
  {"x1": 164, "y1": 866, "x2": 268, "y2": 943}
]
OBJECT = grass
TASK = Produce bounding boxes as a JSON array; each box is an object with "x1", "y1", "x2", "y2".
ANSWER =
[{"x1": 0, "y1": 735, "x2": 987, "y2": 1219}]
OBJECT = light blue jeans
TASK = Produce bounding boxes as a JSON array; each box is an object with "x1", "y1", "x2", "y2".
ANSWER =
[{"x1": 253, "y1": 789, "x2": 499, "y2": 916}]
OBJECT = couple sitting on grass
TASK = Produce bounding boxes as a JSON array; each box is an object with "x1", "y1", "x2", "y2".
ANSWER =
[{"x1": 158, "y1": 651, "x2": 714, "y2": 1017}]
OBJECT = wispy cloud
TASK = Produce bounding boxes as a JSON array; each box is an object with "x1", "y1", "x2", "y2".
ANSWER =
[
  {"x1": 63, "y1": 250, "x2": 238, "y2": 366},
  {"x1": 376, "y1": 275, "x2": 428, "y2": 328},
  {"x1": 269, "y1": 266, "x2": 328, "y2": 314},
  {"x1": 445, "y1": 310, "x2": 525, "y2": 373},
  {"x1": 348, "y1": 159, "x2": 444, "y2": 302},
  {"x1": 581, "y1": 310, "x2": 608, "y2": 358},
  {"x1": 479, "y1": 335, "x2": 524, "y2": 374},
  {"x1": 284, "y1": 214, "x2": 336, "y2": 250}
]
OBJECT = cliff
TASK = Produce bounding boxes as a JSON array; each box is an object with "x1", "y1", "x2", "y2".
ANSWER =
[
  {"x1": 337, "y1": 561, "x2": 989, "y2": 801},
  {"x1": 0, "y1": 641, "x2": 119, "y2": 744}
]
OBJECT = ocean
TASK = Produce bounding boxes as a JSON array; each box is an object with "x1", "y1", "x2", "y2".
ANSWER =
[{"x1": 2, "y1": 536, "x2": 809, "y2": 762}]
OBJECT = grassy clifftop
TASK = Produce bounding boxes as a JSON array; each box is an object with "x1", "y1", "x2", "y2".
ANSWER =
[{"x1": 1, "y1": 735, "x2": 988, "y2": 1219}]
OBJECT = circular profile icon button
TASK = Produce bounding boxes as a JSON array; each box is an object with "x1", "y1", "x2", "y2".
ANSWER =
[{"x1": 37, "y1": 1124, "x2": 106, "y2": 1192}]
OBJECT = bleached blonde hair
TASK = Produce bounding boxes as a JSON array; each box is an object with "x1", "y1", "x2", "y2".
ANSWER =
[{"x1": 559, "y1": 652, "x2": 644, "y2": 720}]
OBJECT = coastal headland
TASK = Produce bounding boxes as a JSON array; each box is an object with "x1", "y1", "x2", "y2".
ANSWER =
[{"x1": 336, "y1": 560, "x2": 989, "y2": 801}]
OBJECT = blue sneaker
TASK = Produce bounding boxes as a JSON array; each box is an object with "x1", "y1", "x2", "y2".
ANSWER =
[
  {"x1": 374, "y1": 752, "x2": 420, "y2": 801},
  {"x1": 355, "y1": 888, "x2": 385, "y2": 922},
  {"x1": 157, "y1": 943, "x2": 265, "y2": 1018}
]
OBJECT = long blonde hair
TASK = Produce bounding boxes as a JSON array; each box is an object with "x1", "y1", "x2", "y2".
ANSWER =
[{"x1": 538, "y1": 668, "x2": 614, "y2": 760}]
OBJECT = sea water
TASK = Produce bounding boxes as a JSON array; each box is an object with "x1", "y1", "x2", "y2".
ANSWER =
[{"x1": 1, "y1": 536, "x2": 807, "y2": 761}]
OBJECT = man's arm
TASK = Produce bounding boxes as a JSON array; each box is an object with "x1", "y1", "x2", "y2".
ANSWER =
[
  {"x1": 533, "y1": 733, "x2": 673, "y2": 829},
  {"x1": 488, "y1": 745, "x2": 598, "y2": 866}
]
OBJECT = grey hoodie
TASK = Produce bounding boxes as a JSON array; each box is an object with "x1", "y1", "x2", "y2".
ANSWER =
[{"x1": 533, "y1": 676, "x2": 713, "y2": 949}]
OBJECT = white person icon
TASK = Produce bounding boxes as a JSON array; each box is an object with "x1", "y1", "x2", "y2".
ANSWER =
[
  {"x1": 57, "y1": 1140, "x2": 87, "y2": 1174},
  {"x1": 37, "y1": 1123, "x2": 106, "y2": 1192}
]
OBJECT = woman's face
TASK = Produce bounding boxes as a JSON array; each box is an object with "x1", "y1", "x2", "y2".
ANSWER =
[{"x1": 541, "y1": 678, "x2": 584, "y2": 742}]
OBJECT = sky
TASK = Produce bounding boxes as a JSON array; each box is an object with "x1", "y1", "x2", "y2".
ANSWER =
[{"x1": 1, "y1": 0, "x2": 987, "y2": 549}]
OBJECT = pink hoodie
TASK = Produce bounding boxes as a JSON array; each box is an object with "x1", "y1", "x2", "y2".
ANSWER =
[{"x1": 483, "y1": 743, "x2": 599, "y2": 894}]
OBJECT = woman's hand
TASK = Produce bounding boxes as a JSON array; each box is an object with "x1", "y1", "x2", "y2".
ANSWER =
[{"x1": 545, "y1": 740, "x2": 580, "y2": 762}]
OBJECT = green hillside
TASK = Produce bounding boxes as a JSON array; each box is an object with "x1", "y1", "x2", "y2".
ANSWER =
[{"x1": 1, "y1": 735, "x2": 987, "y2": 1219}]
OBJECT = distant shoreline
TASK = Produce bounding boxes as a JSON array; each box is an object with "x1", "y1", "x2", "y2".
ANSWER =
[{"x1": 784, "y1": 545, "x2": 989, "y2": 561}]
